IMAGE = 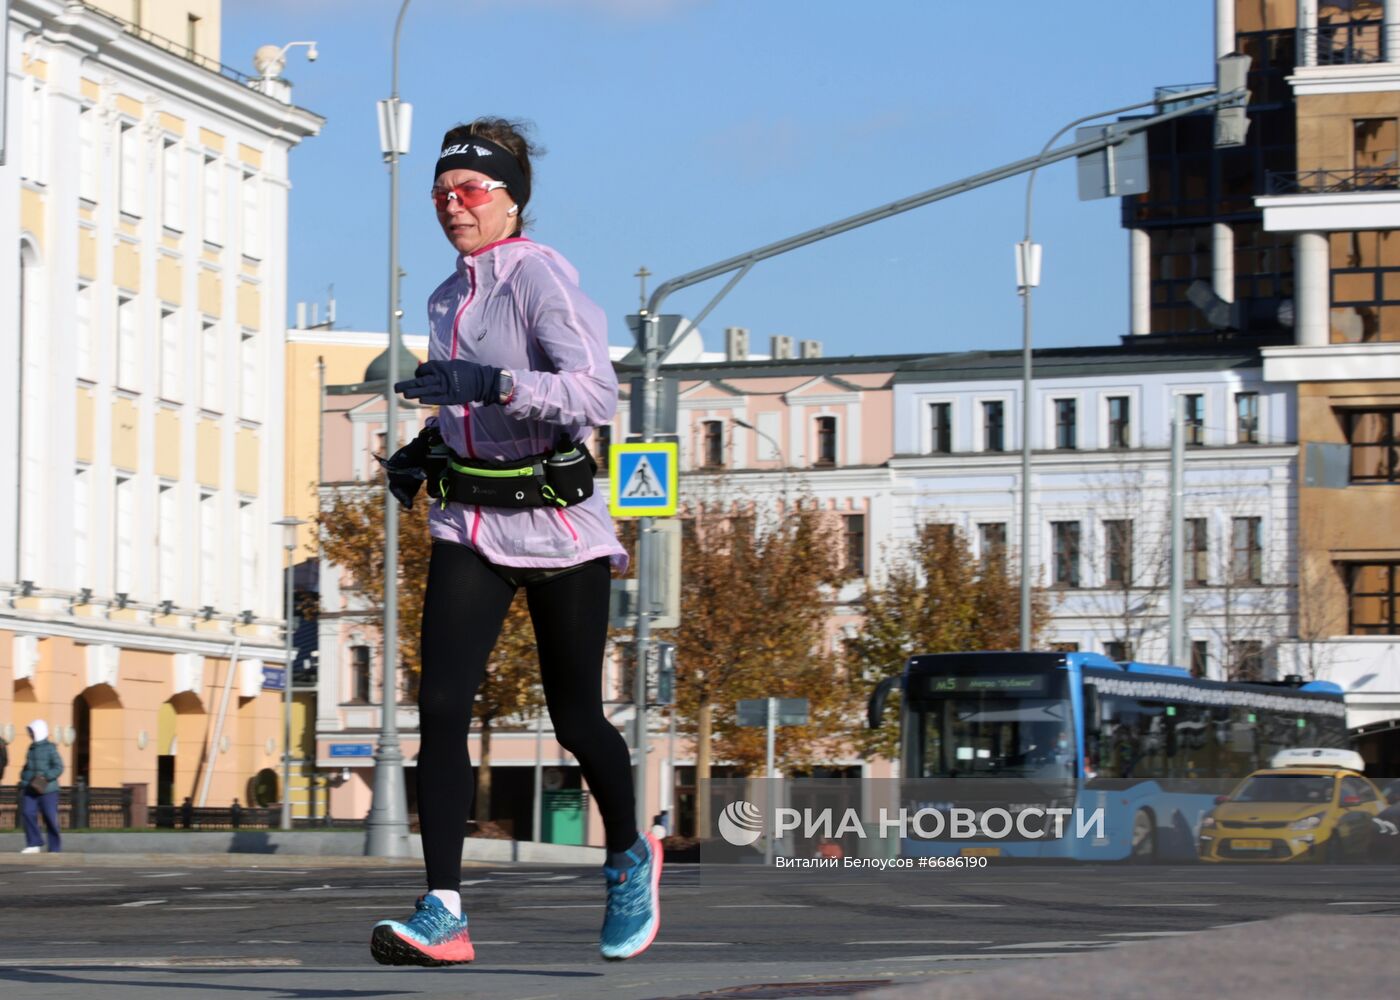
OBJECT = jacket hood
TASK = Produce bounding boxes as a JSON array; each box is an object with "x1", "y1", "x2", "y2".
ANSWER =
[{"x1": 28, "y1": 719, "x2": 49, "y2": 743}]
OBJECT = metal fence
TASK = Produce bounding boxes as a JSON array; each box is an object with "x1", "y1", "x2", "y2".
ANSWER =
[
  {"x1": 1268, "y1": 167, "x2": 1400, "y2": 195},
  {"x1": 0, "y1": 786, "x2": 133, "y2": 829}
]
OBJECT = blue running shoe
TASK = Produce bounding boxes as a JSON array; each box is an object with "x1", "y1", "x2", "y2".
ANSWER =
[
  {"x1": 599, "y1": 831, "x2": 663, "y2": 960},
  {"x1": 370, "y1": 894, "x2": 475, "y2": 966}
]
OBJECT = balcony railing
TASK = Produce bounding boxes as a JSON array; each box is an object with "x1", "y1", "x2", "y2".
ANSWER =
[
  {"x1": 1267, "y1": 167, "x2": 1400, "y2": 194},
  {"x1": 1299, "y1": 20, "x2": 1383, "y2": 66},
  {"x1": 77, "y1": 1, "x2": 256, "y2": 87}
]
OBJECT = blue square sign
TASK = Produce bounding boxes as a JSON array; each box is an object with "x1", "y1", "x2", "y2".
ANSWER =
[{"x1": 608, "y1": 442, "x2": 678, "y2": 517}]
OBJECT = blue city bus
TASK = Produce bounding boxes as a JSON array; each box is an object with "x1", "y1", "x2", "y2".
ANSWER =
[{"x1": 868, "y1": 651, "x2": 1348, "y2": 860}]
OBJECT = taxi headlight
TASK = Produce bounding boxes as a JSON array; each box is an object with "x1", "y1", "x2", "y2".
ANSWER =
[
  {"x1": 1201, "y1": 815, "x2": 1216, "y2": 829},
  {"x1": 1291, "y1": 814, "x2": 1324, "y2": 831}
]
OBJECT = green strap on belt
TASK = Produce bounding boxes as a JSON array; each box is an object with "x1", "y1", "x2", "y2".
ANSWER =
[{"x1": 447, "y1": 459, "x2": 539, "y2": 479}]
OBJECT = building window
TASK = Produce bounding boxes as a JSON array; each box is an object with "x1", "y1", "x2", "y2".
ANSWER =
[
  {"x1": 1182, "y1": 393, "x2": 1205, "y2": 446},
  {"x1": 239, "y1": 331, "x2": 259, "y2": 419},
  {"x1": 119, "y1": 122, "x2": 141, "y2": 216},
  {"x1": 978, "y1": 522, "x2": 1006, "y2": 569},
  {"x1": 201, "y1": 320, "x2": 221, "y2": 411},
  {"x1": 594, "y1": 425, "x2": 611, "y2": 474},
  {"x1": 159, "y1": 485, "x2": 179, "y2": 602},
  {"x1": 701, "y1": 420, "x2": 723, "y2": 468},
  {"x1": 1104, "y1": 519, "x2": 1133, "y2": 586},
  {"x1": 1052, "y1": 521, "x2": 1081, "y2": 588},
  {"x1": 114, "y1": 476, "x2": 134, "y2": 596},
  {"x1": 117, "y1": 295, "x2": 140, "y2": 390},
  {"x1": 21, "y1": 79, "x2": 46, "y2": 183},
  {"x1": 351, "y1": 645, "x2": 372, "y2": 703},
  {"x1": 1054, "y1": 399, "x2": 1077, "y2": 450},
  {"x1": 238, "y1": 499, "x2": 257, "y2": 614},
  {"x1": 1103, "y1": 641, "x2": 1131, "y2": 662},
  {"x1": 74, "y1": 468, "x2": 89, "y2": 589},
  {"x1": 162, "y1": 138, "x2": 182, "y2": 230},
  {"x1": 929, "y1": 403, "x2": 952, "y2": 454},
  {"x1": 1191, "y1": 640, "x2": 1209, "y2": 678},
  {"x1": 1235, "y1": 391, "x2": 1259, "y2": 444},
  {"x1": 1107, "y1": 396, "x2": 1130, "y2": 448},
  {"x1": 1231, "y1": 516, "x2": 1262, "y2": 584},
  {"x1": 844, "y1": 514, "x2": 866, "y2": 578},
  {"x1": 78, "y1": 105, "x2": 97, "y2": 202},
  {"x1": 241, "y1": 170, "x2": 261, "y2": 258},
  {"x1": 1229, "y1": 640, "x2": 1265, "y2": 681},
  {"x1": 1348, "y1": 409, "x2": 1400, "y2": 482},
  {"x1": 1328, "y1": 230, "x2": 1400, "y2": 343},
  {"x1": 199, "y1": 492, "x2": 219, "y2": 609},
  {"x1": 203, "y1": 154, "x2": 222, "y2": 245},
  {"x1": 75, "y1": 283, "x2": 94, "y2": 381},
  {"x1": 160, "y1": 307, "x2": 181, "y2": 401},
  {"x1": 982, "y1": 400, "x2": 1004, "y2": 452},
  {"x1": 1348, "y1": 563, "x2": 1399, "y2": 635},
  {"x1": 1186, "y1": 517, "x2": 1209, "y2": 586},
  {"x1": 1050, "y1": 642, "x2": 1080, "y2": 653},
  {"x1": 815, "y1": 415, "x2": 837, "y2": 466}
]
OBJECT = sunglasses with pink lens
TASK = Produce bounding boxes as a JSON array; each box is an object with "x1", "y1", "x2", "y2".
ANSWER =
[{"x1": 431, "y1": 180, "x2": 508, "y2": 211}]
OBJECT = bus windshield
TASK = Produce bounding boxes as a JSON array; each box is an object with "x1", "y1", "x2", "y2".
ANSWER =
[{"x1": 912, "y1": 673, "x2": 1074, "y2": 783}]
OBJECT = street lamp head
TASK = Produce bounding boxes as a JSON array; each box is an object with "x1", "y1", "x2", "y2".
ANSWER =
[
  {"x1": 254, "y1": 41, "x2": 319, "y2": 80},
  {"x1": 733, "y1": 418, "x2": 754, "y2": 430}
]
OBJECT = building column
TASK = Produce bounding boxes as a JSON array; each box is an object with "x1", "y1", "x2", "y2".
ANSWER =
[
  {"x1": 1216, "y1": 0, "x2": 1236, "y2": 57},
  {"x1": 1212, "y1": 222, "x2": 1234, "y2": 303},
  {"x1": 1295, "y1": 231, "x2": 1330, "y2": 346},
  {"x1": 1130, "y1": 228, "x2": 1152, "y2": 335},
  {"x1": 1386, "y1": 0, "x2": 1400, "y2": 63},
  {"x1": 1298, "y1": 0, "x2": 1318, "y2": 67}
]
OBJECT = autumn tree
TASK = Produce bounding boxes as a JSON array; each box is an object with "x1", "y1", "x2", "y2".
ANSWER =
[
  {"x1": 318, "y1": 486, "x2": 542, "y2": 824},
  {"x1": 669, "y1": 496, "x2": 857, "y2": 836},
  {"x1": 847, "y1": 521, "x2": 1051, "y2": 760}
]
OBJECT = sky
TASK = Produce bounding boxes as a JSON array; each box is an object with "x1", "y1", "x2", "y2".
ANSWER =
[{"x1": 222, "y1": 0, "x2": 1214, "y2": 359}]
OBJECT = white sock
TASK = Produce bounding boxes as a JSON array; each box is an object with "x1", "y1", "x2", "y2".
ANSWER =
[{"x1": 428, "y1": 889, "x2": 462, "y2": 918}]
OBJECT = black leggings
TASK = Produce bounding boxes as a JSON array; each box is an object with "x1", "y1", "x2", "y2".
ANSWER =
[{"x1": 416, "y1": 542, "x2": 637, "y2": 890}]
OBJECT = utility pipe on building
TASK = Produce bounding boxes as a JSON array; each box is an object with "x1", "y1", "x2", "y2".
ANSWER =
[{"x1": 1168, "y1": 395, "x2": 1186, "y2": 668}]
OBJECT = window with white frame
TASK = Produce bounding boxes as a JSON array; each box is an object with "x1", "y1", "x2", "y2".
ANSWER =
[
  {"x1": 162, "y1": 138, "x2": 183, "y2": 230},
  {"x1": 815, "y1": 415, "x2": 838, "y2": 466},
  {"x1": 119, "y1": 122, "x2": 142, "y2": 216},
  {"x1": 1182, "y1": 393, "x2": 1205, "y2": 446},
  {"x1": 1054, "y1": 398, "x2": 1077, "y2": 449},
  {"x1": 199, "y1": 492, "x2": 219, "y2": 609},
  {"x1": 202, "y1": 154, "x2": 222, "y2": 244},
  {"x1": 1235, "y1": 391, "x2": 1259, "y2": 444},
  {"x1": 239, "y1": 330, "x2": 259, "y2": 418},
  {"x1": 75, "y1": 283, "x2": 94, "y2": 381},
  {"x1": 201, "y1": 320, "x2": 221, "y2": 410},
  {"x1": 160, "y1": 307, "x2": 181, "y2": 400},
  {"x1": 21, "y1": 79, "x2": 46, "y2": 182},
  {"x1": 982, "y1": 400, "x2": 1005, "y2": 452},
  {"x1": 114, "y1": 476, "x2": 134, "y2": 596},
  {"x1": 928, "y1": 402, "x2": 952, "y2": 454},
  {"x1": 117, "y1": 295, "x2": 140, "y2": 390},
  {"x1": 158, "y1": 484, "x2": 179, "y2": 601},
  {"x1": 1107, "y1": 396, "x2": 1131, "y2": 448},
  {"x1": 73, "y1": 468, "x2": 90, "y2": 589},
  {"x1": 78, "y1": 105, "x2": 97, "y2": 201},
  {"x1": 241, "y1": 170, "x2": 261, "y2": 258},
  {"x1": 1052, "y1": 520, "x2": 1081, "y2": 588},
  {"x1": 239, "y1": 499, "x2": 258, "y2": 613}
]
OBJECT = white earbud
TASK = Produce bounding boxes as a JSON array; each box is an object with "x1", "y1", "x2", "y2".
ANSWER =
[{"x1": 507, "y1": 205, "x2": 519, "y2": 216}]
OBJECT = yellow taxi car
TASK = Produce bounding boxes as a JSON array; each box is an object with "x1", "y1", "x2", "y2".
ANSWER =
[{"x1": 1198, "y1": 748, "x2": 1385, "y2": 863}]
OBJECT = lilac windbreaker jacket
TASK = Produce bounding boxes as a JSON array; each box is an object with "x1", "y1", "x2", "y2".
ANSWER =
[{"x1": 423, "y1": 236, "x2": 627, "y2": 572}]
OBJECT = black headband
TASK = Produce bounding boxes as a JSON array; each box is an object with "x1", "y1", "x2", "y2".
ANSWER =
[{"x1": 434, "y1": 136, "x2": 529, "y2": 206}]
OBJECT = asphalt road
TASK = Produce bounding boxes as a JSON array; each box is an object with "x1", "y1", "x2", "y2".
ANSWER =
[{"x1": 1, "y1": 856, "x2": 1397, "y2": 999}]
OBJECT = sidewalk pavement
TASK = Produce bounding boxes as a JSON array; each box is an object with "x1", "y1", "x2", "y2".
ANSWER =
[
  {"x1": 0, "y1": 830, "x2": 605, "y2": 865},
  {"x1": 866, "y1": 913, "x2": 1396, "y2": 999}
]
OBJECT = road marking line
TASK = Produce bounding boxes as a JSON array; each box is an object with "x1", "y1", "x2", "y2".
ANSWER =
[
  {"x1": 1110, "y1": 903, "x2": 1216, "y2": 908},
  {"x1": 1104, "y1": 932, "x2": 1194, "y2": 938},
  {"x1": 111, "y1": 899, "x2": 167, "y2": 908},
  {"x1": 138, "y1": 872, "x2": 190, "y2": 878},
  {"x1": 903, "y1": 903, "x2": 1004, "y2": 908},
  {"x1": 1328, "y1": 901, "x2": 1400, "y2": 905},
  {"x1": 883, "y1": 953, "x2": 1084, "y2": 962},
  {"x1": 170, "y1": 906, "x2": 254, "y2": 911},
  {"x1": 984, "y1": 941, "x2": 1115, "y2": 950},
  {"x1": 650, "y1": 942, "x2": 732, "y2": 946},
  {"x1": 0, "y1": 957, "x2": 301, "y2": 968},
  {"x1": 710, "y1": 904, "x2": 812, "y2": 909},
  {"x1": 510, "y1": 904, "x2": 598, "y2": 909},
  {"x1": 847, "y1": 940, "x2": 991, "y2": 945},
  {"x1": 22, "y1": 870, "x2": 82, "y2": 874}
]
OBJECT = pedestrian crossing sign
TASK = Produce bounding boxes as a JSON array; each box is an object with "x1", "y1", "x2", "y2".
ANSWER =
[{"x1": 609, "y1": 442, "x2": 678, "y2": 517}]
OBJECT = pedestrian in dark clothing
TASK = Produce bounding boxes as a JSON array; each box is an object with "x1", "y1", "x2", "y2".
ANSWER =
[
  {"x1": 180, "y1": 796, "x2": 194, "y2": 829},
  {"x1": 230, "y1": 798, "x2": 243, "y2": 829},
  {"x1": 18, "y1": 720, "x2": 63, "y2": 854},
  {"x1": 0, "y1": 736, "x2": 9, "y2": 783}
]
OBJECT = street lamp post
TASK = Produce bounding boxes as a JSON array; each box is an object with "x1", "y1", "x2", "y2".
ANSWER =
[
  {"x1": 1016, "y1": 96, "x2": 1170, "y2": 652},
  {"x1": 366, "y1": 0, "x2": 414, "y2": 859},
  {"x1": 273, "y1": 516, "x2": 306, "y2": 831}
]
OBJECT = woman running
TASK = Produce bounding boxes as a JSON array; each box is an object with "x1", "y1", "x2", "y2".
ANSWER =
[{"x1": 370, "y1": 117, "x2": 661, "y2": 966}]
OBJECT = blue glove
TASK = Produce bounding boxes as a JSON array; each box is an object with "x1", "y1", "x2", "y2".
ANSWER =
[{"x1": 395, "y1": 360, "x2": 503, "y2": 407}]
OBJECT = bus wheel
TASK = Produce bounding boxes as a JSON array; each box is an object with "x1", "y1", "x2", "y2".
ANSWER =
[{"x1": 1130, "y1": 810, "x2": 1157, "y2": 862}]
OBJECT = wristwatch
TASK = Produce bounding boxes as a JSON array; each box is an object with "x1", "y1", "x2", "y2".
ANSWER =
[{"x1": 496, "y1": 369, "x2": 515, "y2": 404}]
